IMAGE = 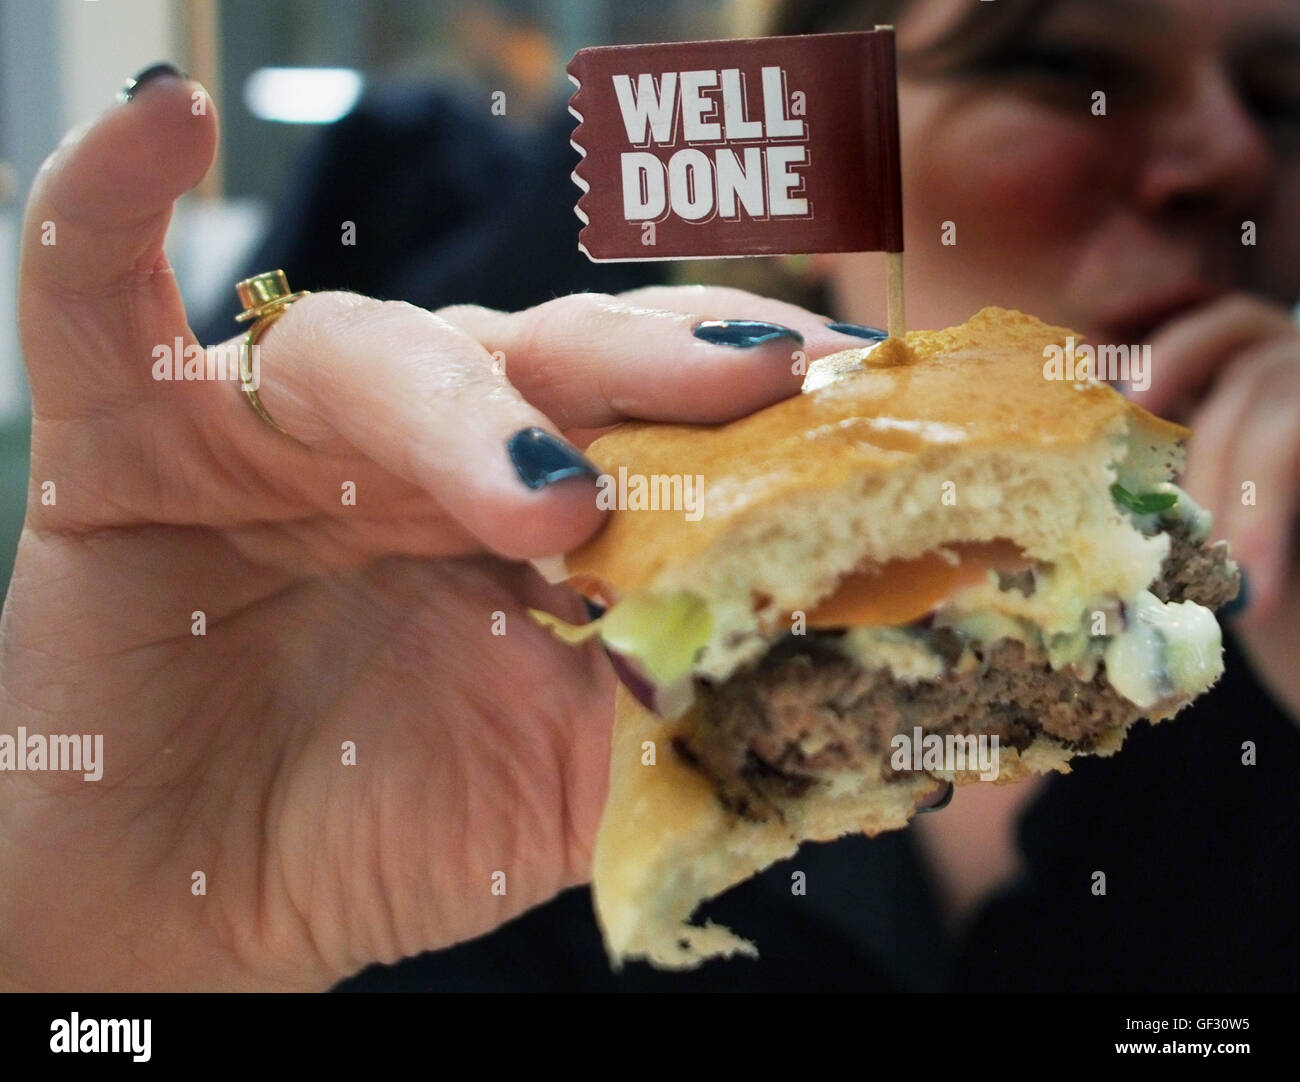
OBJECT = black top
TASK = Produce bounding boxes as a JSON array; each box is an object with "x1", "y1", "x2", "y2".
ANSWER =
[{"x1": 209, "y1": 86, "x2": 1300, "y2": 993}]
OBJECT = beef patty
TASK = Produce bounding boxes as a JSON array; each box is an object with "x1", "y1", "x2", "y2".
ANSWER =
[{"x1": 679, "y1": 523, "x2": 1239, "y2": 821}]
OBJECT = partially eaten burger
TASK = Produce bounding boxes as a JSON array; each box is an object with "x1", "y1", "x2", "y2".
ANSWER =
[{"x1": 533, "y1": 307, "x2": 1239, "y2": 969}]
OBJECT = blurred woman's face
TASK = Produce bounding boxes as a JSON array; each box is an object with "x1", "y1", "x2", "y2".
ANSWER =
[{"x1": 825, "y1": 0, "x2": 1300, "y2": 340}]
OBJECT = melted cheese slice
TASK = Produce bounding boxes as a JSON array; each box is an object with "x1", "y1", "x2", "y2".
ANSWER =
[{"x1": 802, "y1": 541, "x2": 1029, "y2": 629}]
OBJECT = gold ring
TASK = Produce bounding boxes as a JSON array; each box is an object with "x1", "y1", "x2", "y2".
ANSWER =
[{"x1": 235, "y1": 270, "x2": 310, "y2": 434}]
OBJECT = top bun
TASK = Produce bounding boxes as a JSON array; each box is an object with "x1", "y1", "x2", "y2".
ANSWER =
[{"x1": 565, "y1": 307, "x2": 1186, "y2": 598}]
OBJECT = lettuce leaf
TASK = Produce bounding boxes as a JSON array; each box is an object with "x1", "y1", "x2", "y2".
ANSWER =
[
  {"x1": 1110, "y1": 482, "x2": 1178, "y2": 515},
  {"x1": 528, "y1": 591, "x2": 712, "y2": 684}
]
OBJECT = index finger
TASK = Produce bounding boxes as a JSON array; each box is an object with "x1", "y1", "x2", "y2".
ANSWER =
[{"x1": 439, "y1": 287, "x2": 877, "y2": 430}]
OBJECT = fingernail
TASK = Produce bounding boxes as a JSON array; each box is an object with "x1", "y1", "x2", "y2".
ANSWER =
[
  {"x1": 1220, "y1": 570, "x2": 1250, "y2": 620},
  {"x1": 507, "y1": 427, "x2": 599, "y2": 491},
  {"x1": 118, "y1": 62, "x2": 188, "y2": 104},
  {"x1": 827, "y1": 321, "x2": 888, "y2": 341},
  {"x1": 916, "y1": 780, "x2": 954, "y2": 814},
  {"x1": 692, "y1": 320, "x2": 803, "y2": 348}
]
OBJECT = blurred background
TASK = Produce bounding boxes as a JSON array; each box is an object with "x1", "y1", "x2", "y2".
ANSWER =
[{"x1": 0, "y1": 0, "x2": 733, "y2": 591}]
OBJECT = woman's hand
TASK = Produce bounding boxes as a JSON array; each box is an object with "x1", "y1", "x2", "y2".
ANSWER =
[
  {"x1": 0, "y1": 72, "x2": 859, "y2": 990},
  {"x1": 1127, "y1": 294, "x2": 1300, "y2": 720}
]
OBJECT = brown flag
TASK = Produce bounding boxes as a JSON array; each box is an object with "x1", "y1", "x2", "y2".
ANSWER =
[{"x1": 567, "y1": 29, "x2": 904, "y2": 262}]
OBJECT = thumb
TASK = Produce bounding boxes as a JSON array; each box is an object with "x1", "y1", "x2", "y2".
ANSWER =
[{"x1": 18, "y1": 65, "x2": 217, "y2": 413}]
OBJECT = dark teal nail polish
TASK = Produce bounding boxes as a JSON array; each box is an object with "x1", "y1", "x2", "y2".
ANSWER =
[
  {"x1": 507, "y1": 427, "x2": 599, "y2": 491},
  {"x1": 917, "y1": 780, "x2": 954, "y2": 814},
  {"x1": 827, "y1": 321, "x2": 888, "y2": 341},
  {"x1": 692, "y1": 320, "x2": 803, "y2": 348},
  {"x1": 1220, "y1": 570, "x2": 1250, "y2": 620},
  {"x1": 118, "y1": 63, "x2": 187, "y2": 104}
]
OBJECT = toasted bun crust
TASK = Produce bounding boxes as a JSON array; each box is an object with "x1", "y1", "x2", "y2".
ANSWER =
[
  {"x1": 565, "y1": 307, "x2": 1186, "y2": 597},
  {"x1": 593, "y1": 683, "x2": 1136, "y2": 969},
  {"x1": 592, "y1": 684, "x2": 936, "y2": 968}
]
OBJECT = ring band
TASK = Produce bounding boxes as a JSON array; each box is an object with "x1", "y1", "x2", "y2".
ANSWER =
[{"x1": 235, "y1": 270, "x2": 310, "y2": 434}]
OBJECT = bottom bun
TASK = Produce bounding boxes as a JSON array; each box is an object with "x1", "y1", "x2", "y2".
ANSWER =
[
  {"x1": 592, "y1": 685, "x2": 933, "y2": 969},
  {"x1": 591, "y1": 684, "x2": 1136, "y2": 970}
]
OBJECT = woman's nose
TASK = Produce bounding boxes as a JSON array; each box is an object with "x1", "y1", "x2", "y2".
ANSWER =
[{"x1": 1133, "y1": 62, "x2": 1275, "y2": 221}]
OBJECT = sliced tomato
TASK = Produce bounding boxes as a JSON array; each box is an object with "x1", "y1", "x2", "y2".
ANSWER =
[{"x1": 801, "y1": 540, "x2": 1029, "y2": 629}]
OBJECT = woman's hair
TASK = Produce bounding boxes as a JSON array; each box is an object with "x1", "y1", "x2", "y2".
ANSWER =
[{"x1": 676, "y1": 0, "x2": 1055, "y2": 313}]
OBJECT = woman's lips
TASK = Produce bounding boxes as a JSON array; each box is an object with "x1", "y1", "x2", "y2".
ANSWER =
[{"x1": 1094, "y1": 283, "x2": 1226, "y2": 345}]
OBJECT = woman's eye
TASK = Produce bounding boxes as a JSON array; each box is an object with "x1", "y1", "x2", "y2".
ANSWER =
[
  {"x1": 993, "y1": 44, "x2": 1135, "y2": 89},
  {"x1": 1246, "y1": 88, "x2": 1300, "y2": 129},
  {"x1": 1004, "y1": 47, "x2": 1098, "y2": 77}
]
